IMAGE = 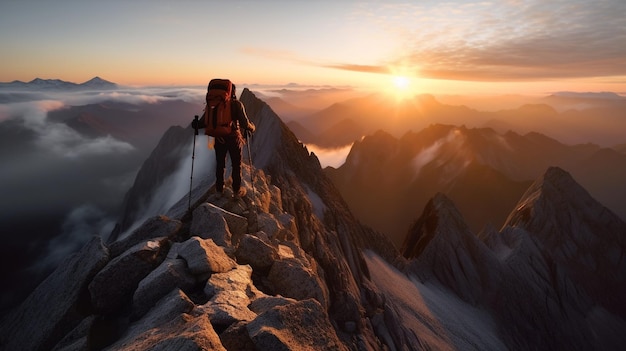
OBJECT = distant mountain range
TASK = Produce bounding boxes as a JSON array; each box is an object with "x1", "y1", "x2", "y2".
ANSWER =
[
  {"x1": 265, "y1": 91, "x2": 626, "y2": 147},
  {"x1": 326, "y1": 124, "x2": 626, "y2": 246},
  {"x1": 0, "y1": 76, "x2": 118, "y2": 90}
]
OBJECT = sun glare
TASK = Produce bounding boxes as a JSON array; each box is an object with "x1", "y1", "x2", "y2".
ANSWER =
[
  {"x1": 393, "y1": 76, "x2": 410, "y2": 90},
  {"x1": 388, "y1": 75, "x2": 415, "y2": 101}
]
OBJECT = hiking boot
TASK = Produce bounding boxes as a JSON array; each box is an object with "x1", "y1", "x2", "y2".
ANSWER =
[{"x1": 233, "y1": 187, "x2": 247, "y2": 198}]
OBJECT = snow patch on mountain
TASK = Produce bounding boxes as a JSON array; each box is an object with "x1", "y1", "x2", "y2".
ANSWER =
[
  {"x1": 364, "y1": 250, "x2": 507, "y2": 350},
  {"x1": 305, "y1": 185, "x2": 326, "y2": 220},
  {"x1": 410, "y1": 127, "x2": 470, "y2": 180}
]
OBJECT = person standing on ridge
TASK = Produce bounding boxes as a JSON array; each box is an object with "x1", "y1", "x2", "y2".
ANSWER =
[{"x1": 192, "y1": 79, "x2": 255, "y2": 198}]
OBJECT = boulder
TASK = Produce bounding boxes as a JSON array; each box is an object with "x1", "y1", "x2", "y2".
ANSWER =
[
  {"x1": 109, "y1": 215, "x2": 181, "y2": 257},
  {"x1": 105, "y1": 290, "x2": 225, "y2": 351},
  {"x1": 170, "y1": 237, "x2": 236, "y2": 277},
  {"x1": 199, "y1": 290, "x2": 258, "y2": 328},
  {"x1": 256, "y1": 212, "x2": 282, "y2": 238},
  {"x1": 132, "y1": 258, "x2": 196, "y2": 319},
  {"x1": 246, "y1": 299, "x2": 348, "y2": 351},
  {"x1": 89, "y1": 239, "x2": 166, "y2": 315},
  {"x1": 235, "y1": 233, "x2": 279, "y2": 271},
  {"x1": 220, "y1": 321, "x2": 256, "y2": 351},
  {"x1": 268, "y1": 257, "x2": 329, "y2": 308},
  {"x1": 0, "y1": 236, "x2": 109, "y2": 351},
  {"x1": 204, "y1": 264, "x2": 261, "y2": 299},
  {"x1": 202, "y1": 264, "x2": 263, "y2": 330},
  {"x1": 191, "y1": 203, "x2": 248, "y2": 246},
  {"x1": 249, "y1": 295, "x2": 297, "y2": 315}
]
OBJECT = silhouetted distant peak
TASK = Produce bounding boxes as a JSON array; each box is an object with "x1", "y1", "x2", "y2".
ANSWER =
[
  {"x1": 551, "y1": 91, "x2": 625, "y2": 100},
  {"x1": 0, "y1": 77, "x2": 118, "y2": 90},
  {"x1": 516, "y1": 103, "x2": 557, "y2": 115},
  {"x1": 80, "y1": 76, "x2": 117, "y2": 89}
]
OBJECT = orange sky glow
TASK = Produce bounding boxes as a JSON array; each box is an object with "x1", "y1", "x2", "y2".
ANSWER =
[{"x1": 1, "y1": 1, "x2": 625, "y2": 96}]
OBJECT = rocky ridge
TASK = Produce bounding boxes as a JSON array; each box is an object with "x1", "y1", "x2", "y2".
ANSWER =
[
  {"x1": 0, "y1": 89, "x2": 400, "y2": 350},
  {"x1": 402, "y1": 167, "x2": 626, "y2": 350},
  {"x1": 2, "y1": 89, "x2": 625, "y2": 351}
]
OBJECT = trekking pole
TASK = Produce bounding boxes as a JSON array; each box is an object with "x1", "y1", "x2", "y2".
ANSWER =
[
  {"x1": 188, "y1": 115, "x2": 199, "y2": 211},
  {"x1": 245, "y1": 130, "x2": 255, "y2": 198}
]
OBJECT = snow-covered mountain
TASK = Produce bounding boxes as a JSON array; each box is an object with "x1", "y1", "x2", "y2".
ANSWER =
[
  {"x1": 0, "y1": 76, "x2": 118, "y2": 90},
  {"x1": 2, "y1": 89, "x2": 624, "y2": 350}
]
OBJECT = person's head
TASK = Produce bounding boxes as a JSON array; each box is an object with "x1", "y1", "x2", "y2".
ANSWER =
[{"x1": 231, "y1": 83, "x2": 237, "y2": 100}]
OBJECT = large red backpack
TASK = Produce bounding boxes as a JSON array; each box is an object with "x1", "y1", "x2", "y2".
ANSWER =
[{"x1": 204, "y1": 79, "x2": 233, "y2": 137}]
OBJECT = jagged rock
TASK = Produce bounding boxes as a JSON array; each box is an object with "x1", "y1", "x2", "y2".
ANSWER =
[
  {"x1": 105, "y1": 289, "x2": 225, "y2": 350},
  {"x1": 492, "y1": 167, "x2": 626, "y2": 349},
  {"x1": 0, "y1": 237, "x2": 109, "y2": 351},
  {"x1": 235, "y1": 233, "x2": 279, "y2": 271},
  {"x1": 276, "y1": 212, "x2": 298, "y2": 239},
  {"x1": 246, "y1": 168, "x2": 281, "y2": 215},
  {"x1": 204, "y1": 264, "x2": 262, "y2": 301},
  {"x1": 190, "y1": 203, "x2": 235, "y2": 247},
  {"x1": 493, "y1": 226, "x2": 595, "y2": 350},
  {"x1": 220, "y1": 321, "x2": 256, "y2": 351},
  {"x1": 268, "y1": 257, "x2": 330, "y2": 309},
  {"x1": 248, "y1": 295, "x2": 298, "y2": 315},
  {"x1": 477, "y1": 222, "x2": 505, "y2": 251},
  {"x1": 198, "y1": 291, "x2": 258, "y2": 328},
  {"x1": 246, "y1": 299, "x2": 348, "y2": 351},
  {"x1": 202, "y1": 264, "x2": 263, "y2": 329},
  {"x1": 170, "y1": 237, "x2": 236, "y2": 277},
  {"x1": 89, "y1": 239, "x2": 166, "y2": 315},
  {"x1": 402, "y1": 193, "x2": 499, "y2": 305},
  {"x1": 505, "y1": 167, "x2": 626, "y2": 313},
  {"x1": 109, "y1": 215, "x2": 181, "y2": 257},
  {"x1": 256, "y1": 211, "x2": 282, "y2": 238},
  {"x1": 132, "y1": 257, "x2": 196, "y2": 319}
]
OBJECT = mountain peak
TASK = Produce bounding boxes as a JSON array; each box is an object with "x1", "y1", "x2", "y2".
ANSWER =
[
  {"x1": 401, "y1": 193, "x2": 496, "y2": 304},
  {"x1": 505, "y1": 166, "x2": 596, "y2": 229},
  {"x1": 401, "y1": 193, "x2": 467, "y2": 259},
  {"x1": 1, "y1": 77, "x2": 117, "y2": 90},
  {"x1": 80, "y1": 76, "x2": 118, "y2": 89},
  {"x1": 504, "y1": 166, "x2": 626, "y2": 315}
]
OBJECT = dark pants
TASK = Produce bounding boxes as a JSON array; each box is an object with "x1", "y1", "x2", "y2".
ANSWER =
[{"x1": 214, "y1": 135, "x2": 243, "y2": 192}]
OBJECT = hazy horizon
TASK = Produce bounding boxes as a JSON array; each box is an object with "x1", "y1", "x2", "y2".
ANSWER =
[{"x1": 2, "y1": 1, "x2": 625, "y2": 96}]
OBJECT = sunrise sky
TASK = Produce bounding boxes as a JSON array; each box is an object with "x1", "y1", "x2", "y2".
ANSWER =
[{"x1": 1, "y1": 0, "x2": 625, "y2": 95}]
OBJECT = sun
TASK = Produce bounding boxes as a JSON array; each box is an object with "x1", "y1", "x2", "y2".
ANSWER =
[
  {"x1": 389, "y1": 75, "x2": 415, "y2": 101},
  {"x1": 393, "y1": 75, "x2": 411, "y2": 90}
]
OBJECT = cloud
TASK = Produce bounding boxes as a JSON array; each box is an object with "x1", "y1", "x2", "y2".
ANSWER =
[
  {"x1": 5, "y1": 99, "x2": 135, "y2": 158},
  {"x1": 118, "y1": 135, "x2": 215, "y2": 239},
  {"x1": 327, "y1": 0, "x2": 626, "y2": 82},
  {"x1": 37, "y1": 125, "x2": 135, "y2": 158},
  {"x1": 305, "y1": 143, "x2": 353, "y2": 169},
  {"x1": 31, "y1": 204, "x2": 115, "y2": 273},
  {"x1": 321, "y1": 64, "x2": 390, "y2": 75}
]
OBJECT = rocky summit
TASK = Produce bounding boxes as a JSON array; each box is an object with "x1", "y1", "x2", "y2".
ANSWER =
[{"x1": 1, "y1": 89, "x2": 625, "y2": 351}]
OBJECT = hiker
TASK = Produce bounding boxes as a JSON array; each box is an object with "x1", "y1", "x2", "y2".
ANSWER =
[{"x1": 192, "y1": 80, "x2": 255, "y2": 197}]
